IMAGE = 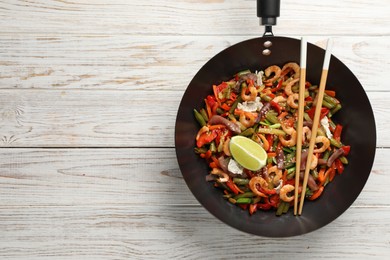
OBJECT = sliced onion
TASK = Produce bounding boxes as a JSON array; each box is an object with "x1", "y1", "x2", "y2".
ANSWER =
[
  {"x1": 327, "y1": 148, "x2": 345, "y2": 167},
  {"x1": 209, "y1": 115, "x2": 241, "y2": 134}
]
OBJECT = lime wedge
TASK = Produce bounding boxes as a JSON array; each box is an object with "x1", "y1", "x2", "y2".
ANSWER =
[{"x1": 229, "y1": 136, "x2": 267, "y2": 171}]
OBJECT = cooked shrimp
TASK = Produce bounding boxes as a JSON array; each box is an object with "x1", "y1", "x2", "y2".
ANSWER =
[
  {"x1": 280, "y1": 184, "x2": 295, "y2": 202},
  {"x1": 279, "y1": 129, "x2": 297, "y2": 147},
  {"x1": 280, "y1": 120, "x2": 294, "y2": 135},
  {"x1": 239, "y1": 111, "x2": 257, "y2": 128},
  {"x1": 264, "y1": 65, "x2": 281, "y2": 84},
  {"x1": 249, "y1": 176, "x2": 268, "y2": 197},
  {"x1": 211, "y1": 168, "x2": 229, "y2": 182},
  {"x1": 302, "y1": 126, "x2": 312, "y2": 143},
  {"x1": 313, "y1": 136, "x2": 330, "y2": 153},
  {"x1": 287, "y1": 93, "x2": 299, "y2": 109},
  {"x1": 281, "y1": 62, "x2": 300, "y2": 79},
  {"x1": 241, "y1": 85, "x2": 258, "y2": 101},
  {"x1": 268, "y1": 166, "x2": 282, "y2": 185},
  {"x1": 284, "y1": 78, "x2": 299, "y2": 96}
]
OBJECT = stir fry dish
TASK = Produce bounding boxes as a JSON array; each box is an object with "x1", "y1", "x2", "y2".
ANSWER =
[{"x1": 193, "y1": 62, "x2": 350, "y2": 216}]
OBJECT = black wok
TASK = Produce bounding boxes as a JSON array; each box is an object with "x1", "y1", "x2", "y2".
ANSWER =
[{"x1": 175, "y1": 1, "x2": 376, "y2": 237}]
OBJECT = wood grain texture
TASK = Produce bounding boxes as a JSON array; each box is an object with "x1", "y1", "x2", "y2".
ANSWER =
[
  {"x1": 0, "y1": 206, "x2": 389, "y2": 259},
  {"x1": 0, "y1": 35, "x2": 389, "y2": 91},
  {"x1": 0, "y1": 0, "x2": 388, "y2": 36}
]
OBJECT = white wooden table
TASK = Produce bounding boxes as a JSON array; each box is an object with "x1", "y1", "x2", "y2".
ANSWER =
[{"x1": 0, "y1": 0, "x2": 389, "y2": 258}]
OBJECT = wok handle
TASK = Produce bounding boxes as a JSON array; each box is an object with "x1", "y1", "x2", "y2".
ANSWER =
[{"x1": 257, "y1": 0, "x2": 280, "y2": 36}]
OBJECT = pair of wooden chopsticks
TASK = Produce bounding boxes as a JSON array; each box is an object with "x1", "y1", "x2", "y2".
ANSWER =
[{"x1": 293, "y1": 38, "x2": 333, "y2": 215}]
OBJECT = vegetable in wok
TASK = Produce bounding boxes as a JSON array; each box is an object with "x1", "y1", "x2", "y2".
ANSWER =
[{"x1": 193, "y1": 62, "x2": 350, "y2": 216}]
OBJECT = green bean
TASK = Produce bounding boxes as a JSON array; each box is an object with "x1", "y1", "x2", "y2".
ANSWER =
[
  {"x1": 261, "y1": 94, "x2": 272, "y2": 102},
  {"x1": 229, "y1": 96, "x2": 242, "y2": 114},
  {"x1": 276, "y1": 202, "x2": 288, "y2": 216},
  {"x1": 236, "y1": 197, "x2": 252, "y2": 204},
  {"x1": 330, "y1": 103, "x2": 342, "y2": 115},
  {"x1": 330, "y1": 138, "x2": 342, "y2": 148},
  {"x1": 311, "y1": 169, "x2": 319, "y2": 180},
  {"x1": 303, "y1": 112, "x2": 312, "y2": 123},
  {"x1": 322, "y1": 150, "x2": 331, "y2": 161},
  {"x1": 328, "y1": 119, "x2": 336, "y2": 131},
  {"x1": 287, "y1": 166, "x2": 296, "y2": 175},
  {"x1": 316, "y1": 128, "x2": 326, "y2": 137},
  {"x1": 339, "y1": 156, "x2": 349, "y2": 164},
  {"x1": 282, "y1": 201, "x2": 290, "y2": 213},
  {"x1": 323, "y1": 94, "x2": 339, "y2": 107},
  {"x1": 193, "y1": 109, "x2": 206, "y2": 126},
  {"x1": 266, "y1": 112, "x2": 279, "y2": 124},
  {"x1": 309, "y1": 85, "x2": 318, "y2": 91},
  {"x1": 322, "y1": 99, "x2": 336, "y2": 109},
  {"x1": 216, "y1": 107, "x2": 224, "y2": 115},
  {"x1": 269, "y1": 123, "x2": 281, "y2": 129},
  {"x1": 234, "y1": 191, "x2": 254, "y2": 199},
  {"x1": 239, "y1": 128, "x2": 255, "y2": 137},
  {"x1": 194, "y1": 147, "x2": 208, "y2": 154},
  {"x1": 200, "y1": 108, "x2": 209, "y2": 122},
  {"x1": 233, "y1": 178, "x2": 250, "y2": 186}
]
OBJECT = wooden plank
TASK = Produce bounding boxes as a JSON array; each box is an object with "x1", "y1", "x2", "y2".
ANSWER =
[
  {"x1": 0, "y1": 148, "x2": 388, "y2": 207},
  {"x1": 0, "y1": 90, "x2": 387, "y2": 147},
  {"x1": 0, "y1": 35, "x2": 388, "y2": 92},
  {"x1": 0, "y1": 0, "x2": 388, "y2": 36},
  {"x1": 0, "y1": 205, "x2": 388, "y2": 259}
]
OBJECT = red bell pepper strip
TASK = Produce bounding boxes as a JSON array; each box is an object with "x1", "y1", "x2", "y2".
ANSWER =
[
  {"x1": 196, "y1": 130, "x2": 217, "y2": 148},
  {"x1": 266, "y1": 134, "x2": 274, "y2": 152},
  {"x1": 249, "y1": 204, "x2": 258, "y2": 215},
  {"x1": 335, "y1": 158, "x2": 344, "y2": 174},
  {"x1": 307, "y1": 106, "x2": 329, "y2": 120},
  {"x1": 270, "y1": 100, "x2": 283, "y2": 114},
  {"x1": 226, "y1": 179, "x2": 244, "y2": 195},
  {"x1": 270, "y1": 79, "x2": 284, "y2": 92},
  {"x1": 259, "y1": 186, "x2": 276, "y2": 195},
  {"x1": 269, "y1": 194, "x2": 280, "y2": 208},
  {"x1": 341, "y1": 145, "x2": 351, "y2": 156},
  {"x1": 333, "y1": 124, "x2": 343, "y2": 141},
  {"x1": 257, "y1": 203, "x2": 273, "y2": 210},
  {"x1": 308, "y1": 186, "x2": 324, "y2": 200},
  {"x1": 325, "y1": 90, "x2": 336, "y2": 97},
  {"x1": 213, "y1": 82, "x2": 229, "y2": 104}
]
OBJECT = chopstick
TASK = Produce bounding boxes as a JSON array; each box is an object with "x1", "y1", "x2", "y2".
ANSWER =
[
  {"x1": 298, "y1": 38, "x2": 333, "y2": 215},
  {"x1": 293, "y1": 37, "x2": 307, "y2": 215}
]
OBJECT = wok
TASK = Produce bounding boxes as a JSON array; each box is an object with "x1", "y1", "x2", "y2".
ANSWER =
[{"x1": 175, "y1": 0, "x2": 376, "y2": 237}]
